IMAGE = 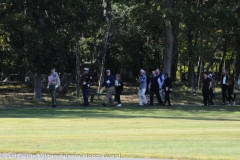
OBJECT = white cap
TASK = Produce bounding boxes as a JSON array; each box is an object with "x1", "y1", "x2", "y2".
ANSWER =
[
  {"x1": 106, "y1": 69, "x2": 110, "y2": 73},
  {"x1": 140, "y1": 69, "x2": 144, "y2": 73},
  {"x1": 84, "y1": 68, "x2": 89, "y2": 71}
]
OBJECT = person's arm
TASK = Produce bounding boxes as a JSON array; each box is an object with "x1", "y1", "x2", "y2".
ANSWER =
[
  {"x1": 148, "y1": 82, "x2": 151, "y2": 88},
  {"x1": 56, "y1": 73, "x2": 60, "y2": 87},
  {"x1": 120, "y1": 80, "x2": 123, "y2": 91},
  {"x1": 209, "y1": 81, "x2": 212, "y2": 90},
  {"x1": 157, "y1": 78, "x2": 162, "y2": 89},
  {"x1": 169, "y1": 78, "x2": 172, "y2": 89},
  {"x1": 110, "y1": 75, "x2": 115, "y2": 86},
  {"x1": 161, "y1": 75, "x2": 165, "y2": 86}
]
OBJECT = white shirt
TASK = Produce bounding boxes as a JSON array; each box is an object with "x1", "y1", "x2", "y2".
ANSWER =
[{"x1": 222, "y1": 76, "x2": 226, "y2": 84}]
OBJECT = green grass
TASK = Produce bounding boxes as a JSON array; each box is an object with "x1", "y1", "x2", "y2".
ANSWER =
[{"x1": 0, "y1": 106, "x2": 240, "y2": 160}]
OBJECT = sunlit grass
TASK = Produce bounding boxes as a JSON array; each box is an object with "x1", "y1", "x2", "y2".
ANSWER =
[{"x1": 0, "y1": 106, "x2": 240, "y2": 160}]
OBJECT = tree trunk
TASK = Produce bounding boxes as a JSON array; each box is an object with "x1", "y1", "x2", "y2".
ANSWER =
[
  {"x1": 34, "y1": 70, "x2": 42, "y2": 100},
  {"x1": 187, "y1": 26, "x2": 194, "y2": 87},
  {"x1": 76, "y1": 37, "x2": 81, "y2": 98},
  {"x1": 205, "y1": 29, "x2": 225, "y2": 73},
  {"x1": 98, "y1": 0, "x2": 112, "y2": 93},
  {"x1": 236, "y1": 34, "x2": 240, "y2": 80},
  {"x1": 162, "y1": 0, "x2": 174, "y2": 76},
  {"x1": 171, "y1": 19, "x2": 179, "y2": 81},
  {"x1": 217, "y1": 36, "x2": 227, "y2": 81},
  {"x1": 33, "y1": 0, "x2": 45, "y2": 100}
]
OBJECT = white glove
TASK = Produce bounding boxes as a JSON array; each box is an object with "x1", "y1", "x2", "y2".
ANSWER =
[
  {"x1": 106, "y1": 80, "x2": 110, "y2": 84},
  {"x1": 47, "y1": 86, "x2": 49, "y2": 89},
  {"x1": 83, "y1": 81, "x2": 86, "y2": 85},
  {"x1": 55, "y1": 85, "x2": 58, "y2": 88}
]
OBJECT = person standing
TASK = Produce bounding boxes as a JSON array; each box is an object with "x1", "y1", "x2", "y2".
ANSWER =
[
  {"x1": 155, "y1": 68, "x2": 165, "y2": 101},
  {"x1": 163, "y1": 73, "x2": 172, "y2": 106},
  {"x1": 202, "y1": 72, "x2": 211, "y2": 106},
  {"x1": 238, "y1": 73, "x2": 240, "y2": 89},
  {"x1": 145, "y1": 71, "x2": 150, "y2": 95},
  {"x1": 137, "y1": 69, "x2": 148, "y2": 106},
  {"x1": 227, "y1": 74, "x2": 235, "y2": 105},
  {"x1": 82, "y1": 68, "x2": 92, "y2": 106},
  {"x1": 47, "y1": 67, "x2": 61, "y2": 108},
  {"x1": 208, "y1": 71, "x2": 215, "y2": 105},
  {"x1": 220, "y1": 70, "x2": 229, "y2": 105},
  {"x1": 115, "y1": 74, "x2": 123, "y2": 107},
  {"x1": 101, "y1": 70, "x2": 115, "y2": 106},
  {"x1": 148, "y1": 71, "x2": 164, "y2": 106}
]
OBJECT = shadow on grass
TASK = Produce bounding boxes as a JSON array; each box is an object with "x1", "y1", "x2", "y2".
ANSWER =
[{"x1": 0, "y1": 105, "x2": 240, "y2": 121}]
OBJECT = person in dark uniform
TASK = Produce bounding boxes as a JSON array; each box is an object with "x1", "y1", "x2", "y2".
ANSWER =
[
  {"x1": 82, "y1": 68, "x2": 92, "y2": 106},
  {"x1": 145, "y1": 71, "x2": 150, "y2": 95},
  {"x1": 115, "y1": 74, "x2": 123, "y2": 107},
  {"x1": 227, "y1": 74, "x2": 235, "y2": 105},
  {"x1": 208, "y1": 71, "x2": 215, "y2": 105},
  {"x1": 163, "y1": 73, "x2": 172, "y2": 106},
  {"x1": 148, "y1": 71, "x2": 164, "y2": 106},
  {"x1": 202, "y1": 72, "x2": 212, "y2": 106},
  {"x1": 47, "y1": 67, "x2": 61, "y2": 108},
  {"x1": 220, "y1": 70, "x2": 229, "y2": 105}
]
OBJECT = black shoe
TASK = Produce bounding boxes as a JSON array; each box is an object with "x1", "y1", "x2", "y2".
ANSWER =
[
  {"x1": 149, "y1": 104, "x2": 153, "y2": 106},
  {"x1": 83, "y1": 103, "x2": 89, "y2": 106},
  {"x1": 52, "y1": 105, "x2": 57, "y2": 108},
  {"x1": 160, "y1": 103, "x2": 165, "y2": 106},
  {"x1": 221, "y1": 103, "x2": 225, "y2": 105},
  {"x1": 167, "y1": 104, "x2": 171, "y2": 106},
  {"x1": 102, "y1": 103, "x2": 107, "y2": 106}
]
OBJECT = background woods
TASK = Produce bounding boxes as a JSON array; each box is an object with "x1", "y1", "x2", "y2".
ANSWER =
[{"x1": 0, "y1": 0, "x2": 240, "y2": 97}]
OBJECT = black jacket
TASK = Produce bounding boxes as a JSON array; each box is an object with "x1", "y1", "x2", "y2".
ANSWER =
[
  {"x1": 82, "y1": 73, "x2": 92, "y2": 89},
  {"x1": 115, "y1": 79, "x2": 123, "y2": 92},
  {"x1": 163, "y1": 77, "x2": 172, "y2": 91}
]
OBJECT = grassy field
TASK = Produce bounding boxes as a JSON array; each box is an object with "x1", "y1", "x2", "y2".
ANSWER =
[{"x1": 0, "y1": 105, "x2": 240, "y2": 160}]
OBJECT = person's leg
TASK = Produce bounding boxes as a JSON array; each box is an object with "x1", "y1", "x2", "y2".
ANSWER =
[
  {"x1": 138, "y1": 89, "x2": 143, "y2": 105},
  {"x1": 51, "y1": 85, "x2": 56, "y2": 107},
  {"x1": 159, "y1": 89, "x2": 163, "y2": 102},
  {"x1": 155, "y1": 89, "x2": 163, "y2": 104},
  {"x1": 108, "y1": 86, "x2": 115, "y2": 105},
  {"x1": 141, "y1": 88, "x2": 148, "y2": 104},
  {"x1": 83, "y1": 88, "x2": 89, "y2": 105},
  {"x1": 116, "y1": 91, "x2": 120, "y2": 104},
  {"x1": 204, "y1": 90, "x2": 209, "y2": 105},
  {"x1": 228, "y1": 89, "x2": 234, "y2": 103},
  {"x1": 168, "y1": 91, "x2": 171, "y2": 105},
  {"x1": 164, "y1": 90, "x2": 167, "y2": 104},
  {"x1": 222, "y1": 85, "x2": 226, "y2": 103},
  {"x1": 103, "y1": 87, "x2": 110, "y2": 105},
  {"x1": 165, "y1": 91, "x2": 170, "y2": 105},
  {"x1": 150, "y1": 89, "x2": 154, "y2": 105},
  {"x1": 209, "y1": 88, "x2": 213, "y2": 104}
]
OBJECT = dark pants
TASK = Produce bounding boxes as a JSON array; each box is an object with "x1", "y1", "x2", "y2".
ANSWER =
[
  {"x1": 221, "y1": 84, "x2": 229, "y2": 103},
  {"x1": 164, "y1": 90, "x2": 171, "y2": 105},
  {"x1": 202, "y1": 89, "x2": 209, "y2": 105},
  {"x1": 82, "y1": 88, "x2": 89, "y2": 105},
  {"x1": 228, "y1": 88, "x2": 234, "y2": 103},
  {"x1": 209, "y1": 88, "x2": 214, "y2": 104},
  {"x1": 115, "y1": 91, "x2": 122, "y2": 104},
  {"x1": 150, "y1": 88, "x2": 163, "y2": 105},
  {"x1": 51, "y1": 85, "x2": 56, "y2": 106}
]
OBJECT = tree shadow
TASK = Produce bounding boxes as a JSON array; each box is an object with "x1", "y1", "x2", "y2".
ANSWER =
[{"x1": 0, "y1": 105, "x2": 240, "y2": 121}]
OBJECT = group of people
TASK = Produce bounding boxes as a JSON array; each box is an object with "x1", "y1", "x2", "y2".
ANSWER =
[
  {"x1": 90, "y1": 68, "x2": 172, "y2": 107},
  {"x1": 47, "y1": 67, "x2": 240, "y2": 108},
  {"x1": 137, "y1": 68, "x2": 172, "y2": 106},
  {"x1": 202, "y1": 70, "x2": 238, "y2": 106},
  {"x1": 47, "y1": 67, "x2": 172, "y2": 108}
]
